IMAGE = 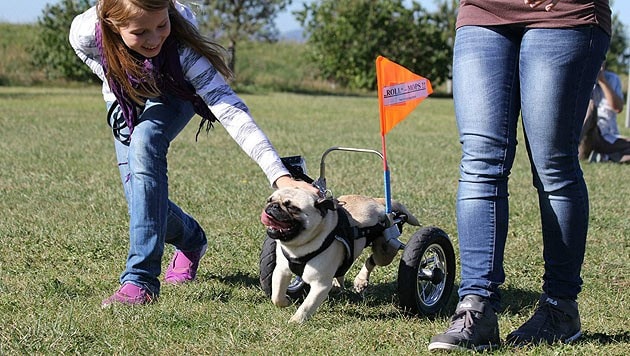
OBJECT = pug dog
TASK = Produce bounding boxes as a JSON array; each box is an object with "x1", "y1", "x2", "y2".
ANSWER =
[{"x1": 260, "y1": 187, "x2": 420, "y2": 323}]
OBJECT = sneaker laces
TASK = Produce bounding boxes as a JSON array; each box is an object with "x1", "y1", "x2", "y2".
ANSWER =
[
  {"x1": 446, "y1": 309, "x2": 476, "y2": 334},
  {"x1": 523, "y1": 302, "x2": 567, "y2": 335}
]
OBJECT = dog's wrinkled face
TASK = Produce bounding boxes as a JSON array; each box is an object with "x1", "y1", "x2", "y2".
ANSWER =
[{"x1": 261, "y1": 187, "x2": 334, "y2": 243}]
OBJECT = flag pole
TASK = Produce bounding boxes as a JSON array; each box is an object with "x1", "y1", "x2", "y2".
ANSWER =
[{"x1": 381, "y1": 133, "x2": 392, "y2": 213}]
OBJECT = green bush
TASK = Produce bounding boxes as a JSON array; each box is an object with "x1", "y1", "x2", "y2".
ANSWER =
[
  {"x1": 0, "y1": 24, "x2": 44, "y2": 86},
  {"x1": 296, "y1": 0, "x2": 455, "y2": 90},
  {"x1": 30, "y1": 0, "x2": 96, "y2": 83}
]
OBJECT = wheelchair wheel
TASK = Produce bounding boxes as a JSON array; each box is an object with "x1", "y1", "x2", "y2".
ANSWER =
[
  {"x1": 259, "y1": 236, "x2": 309, "y2": 301},
  {"x1": 397, "y1": 226, "x2": 455, "y2": 316}
]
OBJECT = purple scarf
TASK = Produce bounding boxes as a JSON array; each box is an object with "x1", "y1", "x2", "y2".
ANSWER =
[{"x1": 95, "y1": 22, "x2": 217, "y2": 142}]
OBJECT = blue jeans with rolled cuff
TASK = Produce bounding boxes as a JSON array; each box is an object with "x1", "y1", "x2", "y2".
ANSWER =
[
  {"x1": 107, "y1": 94, "x2": 207, "y2": 295},
  {"x1": 452, "y1": 25, "x2": 609, "y2": 309}
]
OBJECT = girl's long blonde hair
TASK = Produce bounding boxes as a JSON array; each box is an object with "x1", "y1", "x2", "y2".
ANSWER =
[{"x1": 97, "y1": 0, "x2": 233, "y2": 105}]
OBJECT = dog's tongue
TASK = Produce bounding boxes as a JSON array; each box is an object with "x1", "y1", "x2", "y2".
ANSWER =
[{"x1": 260, "y1": 211, "x2": 292, "y2": 229}]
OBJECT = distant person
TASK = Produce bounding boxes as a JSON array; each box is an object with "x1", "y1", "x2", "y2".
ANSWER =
[
  {"x1": 428, "y1": 0, "x2": 610, "y2": 352},
  {"x1": 579, "y1": 63, "x2": 629, "y2": 163},
  {"x1": 69, "y1": 0, "x2": 317, "y2": 307}
]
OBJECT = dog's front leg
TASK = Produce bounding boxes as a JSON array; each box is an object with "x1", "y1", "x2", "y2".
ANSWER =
[
  {"x1": 289, "y1": 280, "x2": 332, "y2": 323},
  {"x1": 271, "y1": 259, "x2": 293, "y2": 308}
]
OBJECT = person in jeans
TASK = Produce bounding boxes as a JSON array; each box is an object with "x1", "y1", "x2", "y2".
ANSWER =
[
  {"x1": 429, "y1": 0, "x2": 611, "y2": 351},
  {"x1": 69, "y1": 0, "x2": 317, "y2": 307}
]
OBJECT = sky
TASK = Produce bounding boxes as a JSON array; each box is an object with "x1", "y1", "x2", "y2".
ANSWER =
[{"x1": 1, "y1": 0, "x2": 629, "y2": 37}]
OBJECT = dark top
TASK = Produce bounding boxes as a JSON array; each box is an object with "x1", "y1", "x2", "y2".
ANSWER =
[{"x1": 456, "y1": 0, "x2": 611, "y2": 36}]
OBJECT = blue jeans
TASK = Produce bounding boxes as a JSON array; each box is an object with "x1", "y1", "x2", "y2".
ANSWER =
[
  {"x1": 452, "y1": 25, "x2": 609, "y2": 308},
  {"x1": 107, "y1": 95, "x2": 207, "y2": 295}
]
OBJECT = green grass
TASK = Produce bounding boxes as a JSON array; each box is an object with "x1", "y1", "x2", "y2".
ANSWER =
[{"x1": 0, "y1": 86, "x2": 628, "y2": 354}]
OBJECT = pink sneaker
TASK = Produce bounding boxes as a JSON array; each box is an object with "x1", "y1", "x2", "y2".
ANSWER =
[
  {"x1": 164, "y1": 244, "x2": 207, "y2": 284},
  {"x1": 101, "y1": 283, "x2": 154, "y2": 308}
]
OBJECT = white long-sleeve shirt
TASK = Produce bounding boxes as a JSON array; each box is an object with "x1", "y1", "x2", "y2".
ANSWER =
[
  {"x1": 69, "y1": 3, "x2": 289, "y2": 185},
  {"x1": 592, "y1": 71, "x2": 624, "y2": 144}
]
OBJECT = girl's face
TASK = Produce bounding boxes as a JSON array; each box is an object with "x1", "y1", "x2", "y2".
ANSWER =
[{"x1": 116, "y1": 8, "x2": 170, "y2": 58}]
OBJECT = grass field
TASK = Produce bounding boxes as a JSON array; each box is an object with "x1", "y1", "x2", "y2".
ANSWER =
[{"x1": 0, "y1": 86, "x2": 628, "y2": 354}]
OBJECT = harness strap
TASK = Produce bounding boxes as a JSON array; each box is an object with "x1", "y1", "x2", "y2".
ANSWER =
[
  {"x1": 282, "y1": 230, "x2": 338, "y2": 277},
  {"x1": 352, "y1": 224, "x2": 385, "y2": 245},
  {"x1": 282, "y1": 210, "x2": 385, "y2": 278},
  {"x1": 332, "y1": 209, "x2": 354, "y2": 277},
  {"x1": 281, "y1": 158, "x2": 314, "y2": 184}
]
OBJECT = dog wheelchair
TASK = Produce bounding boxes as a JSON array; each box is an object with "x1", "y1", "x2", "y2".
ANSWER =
[{"x1": 259, "y1": 147, "x2": 456, "y2": 316}]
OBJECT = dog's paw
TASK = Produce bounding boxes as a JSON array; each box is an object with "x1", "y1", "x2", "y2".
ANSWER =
[
  {"x1": 271, "y1": 295, "x2": 291, "y2": 308},
  {"x1": 353, "y1": 276, "x2": 369, "y2": 294},
  {"x1": 288, "y1": 311, "x2": 309, "y2": 324}
]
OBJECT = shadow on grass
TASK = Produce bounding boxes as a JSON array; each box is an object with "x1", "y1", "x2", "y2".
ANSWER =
[
  {"x1": 198, "y1": 272, "x2": 541, "y2": 318},
  {"x1": 328, "y1": 280, "x2": 459, "y2": 320},
  {"x1": 580, "y1": 330, "x2": 630, "y2": 344},
  {"x1": 325, "y1": 283, "x2": 550, "y2": 321},
  {"x1": 198, "y1": 272, "x2": 630, "y2": 345},
  {"x1": 332, "y1": 283, "x2": 543, "y2": 317},
  {"x1": 201, "y1": 270, "x2": 259, "y2": 288},
  {"x1": 499, "y1": 287, "x2": 541, "y2": 314}
]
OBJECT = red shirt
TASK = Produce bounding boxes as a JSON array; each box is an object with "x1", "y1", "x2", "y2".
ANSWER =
[{"x1": 456, "y1": 0, "x2": 611, "y2": 36}]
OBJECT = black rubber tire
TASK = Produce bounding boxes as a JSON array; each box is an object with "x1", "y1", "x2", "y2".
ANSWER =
[
  {"x1": 259, "y1": 236, "x2": 309, "y2": 301},
  {"x1": 397, "y1": 226, "x2": 456, "y2": 316}
]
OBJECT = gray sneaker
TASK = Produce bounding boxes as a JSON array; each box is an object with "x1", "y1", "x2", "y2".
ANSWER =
[
  {"x1": 506, "y1": 294, "x2": 581, "y2": 346},
  {"x1": 428, "y1": 295, "x2": 500, "y2": 351}
]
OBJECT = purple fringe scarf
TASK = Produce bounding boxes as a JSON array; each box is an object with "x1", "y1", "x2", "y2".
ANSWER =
[{"x1": 95, "y1": 22, "x2": 217, "y2": 142}]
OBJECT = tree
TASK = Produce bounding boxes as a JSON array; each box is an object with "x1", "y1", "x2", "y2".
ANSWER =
[
  {"x1": 606, "y1": 12, "x2": 629, "y2": 75},
  {"x1": 428, "y1": 0, "x2": 458, "y2": 93},
  {"x1": 606, "y1": 0, "x2": 629, "y2": 75},
  {"x1": 198, "y1": 0, "x2": 292, "y2": 73},
  {"x1": 31, "y1": 0, "x2": 96, "y2": 82},
  {"x1": 295, "y1": 0, "x2": 455, "y2": 91}
]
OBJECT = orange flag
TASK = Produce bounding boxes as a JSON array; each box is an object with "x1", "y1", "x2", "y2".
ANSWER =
[{"x1": 376, "y1": 56, "x2": 433, "y2": 135}]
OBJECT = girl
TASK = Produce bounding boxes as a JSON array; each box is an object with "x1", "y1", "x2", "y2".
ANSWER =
[{"x1": 69, "y1": 0, "x2": 317, "y2": 307}]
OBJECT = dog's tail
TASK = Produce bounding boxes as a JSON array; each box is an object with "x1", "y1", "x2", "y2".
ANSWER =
[{"x1": 376, "y1": 198, "x2": 421, "y2": 226}]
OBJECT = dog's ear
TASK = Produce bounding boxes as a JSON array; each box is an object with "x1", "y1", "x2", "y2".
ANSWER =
[{"x1": 315, "y1": 197, "x2": 336, "y2": 216}]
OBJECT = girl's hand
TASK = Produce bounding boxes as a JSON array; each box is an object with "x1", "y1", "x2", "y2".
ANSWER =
[
  {"x1": 524, "y1": 0, "x2": 560, "y2": 11},
  {"x1": 273, "y1": 175, "x2": 320, "y2": 195}
]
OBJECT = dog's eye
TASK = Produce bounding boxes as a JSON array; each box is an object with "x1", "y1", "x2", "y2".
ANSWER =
[
  {"x1": 267, "y1": 196, "x2": 273, "y2": 203},
  {"x1": 287, "y1": 205, "x2": 301, "y2": 214}
]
